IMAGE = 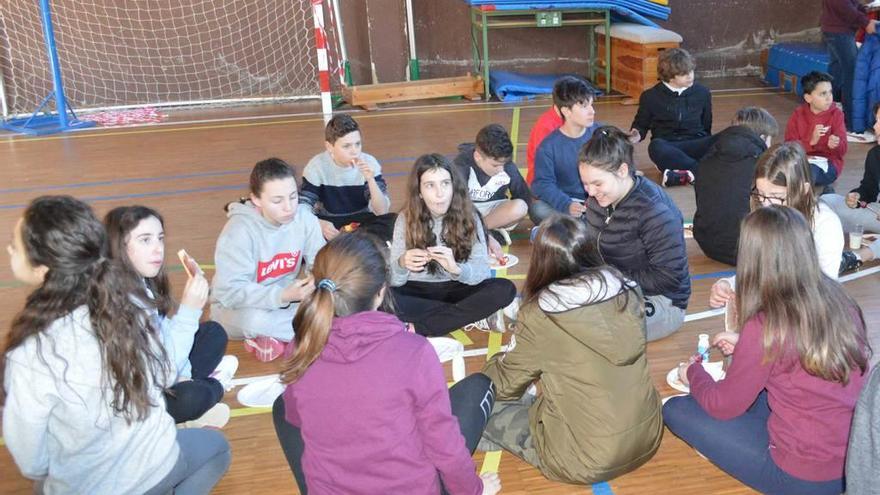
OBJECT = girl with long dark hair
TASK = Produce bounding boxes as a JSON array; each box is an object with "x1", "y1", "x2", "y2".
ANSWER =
[
  {"x1": 105, "y1": 205, "x2": 237, "y2": 428},
  {"x1": 2, "y1": 196, "x2": 229, "y2": 494},
  {"x1": 388, "y1": 153, "x2": 516, "y2": 336}
]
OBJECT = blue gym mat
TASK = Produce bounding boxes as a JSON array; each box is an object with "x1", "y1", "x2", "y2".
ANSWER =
[
  {"x1": 764, "y1": 43, "x2": 830, "y2": 96},
  {"x1": 463, "y1": 0, "x2": 670, "y2": 23},
  {"x1": 489, "y1": 70, "x2": 604, "y2": 101}
]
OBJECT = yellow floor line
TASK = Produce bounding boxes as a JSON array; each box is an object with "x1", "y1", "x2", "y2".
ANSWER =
[
  {"x1": 229, "y1": 406, "x2": 272, "y2": 418},
  {"x1": 450, "y1": 329, "x2": 474, "y2": 346},
  {"x1": 480, "y1": 450, "x2": 503, "y2": 474},
  {"x1": 510, "y1": 106, "x2": 521, "y2": 163},
  {"x1": 487, "y1": 332, "x2": 503, "y2": 361}
]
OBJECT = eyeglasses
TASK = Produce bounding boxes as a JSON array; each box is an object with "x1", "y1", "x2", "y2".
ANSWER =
[{"x1": 750, "y1": 187, "x2": 786, "y2": 206}]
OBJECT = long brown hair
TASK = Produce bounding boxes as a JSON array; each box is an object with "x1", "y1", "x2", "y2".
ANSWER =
[
  {"x1": 402, "y1": 153, "x2": 480, "y2": 273},
  {"x1": 0, "y1": 196, "x2": 168, "y2": 422},
  {"x1": 524, "y1": 215, "x2": 634, "y2": 311},
  {"x1": 752, "y1": 142, "x2": 816, "y2": 227},
  {"x1": 736, "y1": 206, "x2": 869, "y2": 383},
  {"x1": 280, "y1": 233, "x2": 388, "y2": 383},
  {"x1": 104, "y1": 205, "x2": 175, "y2": 316}
]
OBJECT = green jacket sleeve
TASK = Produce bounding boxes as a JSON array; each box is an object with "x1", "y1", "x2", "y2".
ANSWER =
[{"x1": 482, "y1": 314, "x2": 542, "y2": 401}]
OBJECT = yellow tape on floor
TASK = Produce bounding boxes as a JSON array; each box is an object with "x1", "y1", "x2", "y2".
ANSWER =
[
  {"x1": 229, "y1": 406, "x2": 272, "y2": 418},
  {"x1": 510, "y1": 107, "x2": 521, "y2": 164},
  {"x1": 480, "y1": 450, "x2": 503, "y2": 474},
  {"x1": 487, "y1": 332, "x2": 503, "y2": 361},
  {"x1": 450, "y1": 329, "x2": 474, "y2": 346}
]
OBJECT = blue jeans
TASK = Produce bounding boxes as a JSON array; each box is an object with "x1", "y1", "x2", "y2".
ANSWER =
[
  {"x1": 648, "y1": 135, "x2": 716, "y2": 172},
  {"x1": 823, "y1": 31, "x2": 858, "y2": 131},
  {"x1": 144, "y1": 429, "x2": 231, "y2": 494},
  {"x1": 663, "y1": 392, "x2": 844, "y2": 495},
  {"x1": 811, "y1": 162, "x2": 839, "y2": 187}
]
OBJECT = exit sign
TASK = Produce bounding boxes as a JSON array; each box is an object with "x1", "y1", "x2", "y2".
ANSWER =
[{"x1": 536, "y1": 11, "x2": 562, "y2": 27}]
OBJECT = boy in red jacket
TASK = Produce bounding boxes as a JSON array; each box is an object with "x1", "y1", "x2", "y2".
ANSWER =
[{"x1": 784, "y1": 71, "x2": 847, "y2": 186}]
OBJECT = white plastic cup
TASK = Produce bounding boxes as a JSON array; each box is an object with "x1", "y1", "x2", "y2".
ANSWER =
[{"x1": 850, "y1": 224, "x2": 864, "y2": 250}]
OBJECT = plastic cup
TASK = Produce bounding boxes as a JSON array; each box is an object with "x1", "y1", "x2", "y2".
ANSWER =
[{"x1": 850, "y1": 224, "x2": 864, "y2": 250}]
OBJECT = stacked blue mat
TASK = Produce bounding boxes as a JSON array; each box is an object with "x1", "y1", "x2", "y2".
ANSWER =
[
  {"x1": 489, "y1": 71, "x2": 604, "y2": 102},
  {"x1": 764, "y1": 43, "x2": 830, "y2": 96},
  {"x1": 462, "y1": 0, "x2": 671, "y2": 27}
]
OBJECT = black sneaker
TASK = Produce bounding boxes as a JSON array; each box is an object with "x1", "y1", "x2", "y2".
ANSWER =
[
  {"x1": 839, "y1": 250, "x2": 863, "y2": 274},
  {"x1": 662, "y1": 169, "x2": 694, "y2": 187}
]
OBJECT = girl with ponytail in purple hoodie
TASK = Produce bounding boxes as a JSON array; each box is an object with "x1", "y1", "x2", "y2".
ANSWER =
[{"x1": 272, "y1": 233, "x2": 501, "y2": 495}]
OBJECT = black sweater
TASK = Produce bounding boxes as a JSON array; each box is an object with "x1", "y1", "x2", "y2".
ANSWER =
[
  {"x1": 583, "y1": 176, "x2": 691, "y2": 309},
  {"x1": 631, "y1": 82, "x2": 712, "y2": 142},
  {"x1": 693, "y1": 126, "x2": 768, "y2": 266},
  {"x1": 852, "y1": 145, "x2": 880, "y2": 202}
]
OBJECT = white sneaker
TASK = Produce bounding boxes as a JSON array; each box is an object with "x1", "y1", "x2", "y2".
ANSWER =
[
  {"x1": 183, "y1": 402, "x2": 230, "y2": 429},
  {"x1": 487, "y1": 309, "x2": 506, "y2": 333},
  {"x1": 462, "y1": 318, "x2": 490, "y2": 332},
  {"x1": 847, "y1": 131, "x2": 873, "y2": 143},
  {"x1": 502, "y1": 297, "x2": 520, "y2": 322},
  {"x1": 210, "y1": 355, "x2": 239, "y2": 392}
]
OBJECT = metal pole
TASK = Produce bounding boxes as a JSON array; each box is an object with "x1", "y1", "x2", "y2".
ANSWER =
[
  {"x1": 405, "y1": 0, "x2": 419, "y2": 80},
  {"x1": 330, "y1": 0, "x2": 351, "y2": 85},
  {"x1": 40, "y1": 0, "x2": 68, "y2": 126},
  {"x1": 0, "y1": 63, "x2": 9, "y2": 118}
]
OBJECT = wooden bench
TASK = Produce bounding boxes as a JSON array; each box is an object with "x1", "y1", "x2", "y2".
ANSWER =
[
  {"x1": 341, "y1": 74, "x2": 483, "y2": 111},
  {"x1": 594, "y1": 23, "x2": 682, "y2": 103}
]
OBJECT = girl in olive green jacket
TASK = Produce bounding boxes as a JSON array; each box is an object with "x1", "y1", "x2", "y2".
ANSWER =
[{"x1": 481, "y1": 216, "x2": 663, "y2": 484}]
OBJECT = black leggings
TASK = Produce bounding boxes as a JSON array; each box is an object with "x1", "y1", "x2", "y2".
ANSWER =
[
  {"x1": 391, "y1": 279, "x2": 516, "y2": 337},
  {"x1": 321, "y1": 212, "x2": 397, "y2": 243},
  {"x1": 164, "y1": 321, "x2": 228, "y2": 423},
  {"x1": 272, "y1": 373, "x2": 496, "y2": 494},
  {"x1": 648, "y1": 135, "x2": 716, "y2": 172}
]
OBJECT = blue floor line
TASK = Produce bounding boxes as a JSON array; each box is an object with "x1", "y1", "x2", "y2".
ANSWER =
[
  {"x1": 592, "y1": 481, "x2": 614, "y2": 494},
  {"x1": 692, "y1": 270, "x2": 735, "y2": 281},
  {"x1": 0, "y1": 155, "x2": 427, "y2": 196}
]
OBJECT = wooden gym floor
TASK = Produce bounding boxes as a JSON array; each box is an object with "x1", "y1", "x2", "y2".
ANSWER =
[{"x1": 1, "y1": 79, "x2": 879, "y2": 494}]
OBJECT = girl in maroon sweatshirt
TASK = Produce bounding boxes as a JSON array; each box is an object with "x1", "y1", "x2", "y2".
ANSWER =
[{"x1": 663, "y1": 206, "x2": 870, "y2": 495}]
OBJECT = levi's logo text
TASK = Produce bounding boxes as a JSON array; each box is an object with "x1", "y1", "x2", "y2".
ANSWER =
[{"x1": 256, "y1": 252, "x2": 301, "y2": 283}]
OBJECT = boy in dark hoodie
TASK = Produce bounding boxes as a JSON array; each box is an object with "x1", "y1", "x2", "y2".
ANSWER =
[
  {"x1": 453, "y1": 124, "x2": 532, "y2": 251},
  {"x1": 693, "y1": 108, "x2": 779, "y2": 265},
  {"x1": 629, "y1": 48, "x2": 713, "y2": 187}
]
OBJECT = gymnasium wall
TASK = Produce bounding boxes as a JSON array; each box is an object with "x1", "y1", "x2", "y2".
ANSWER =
[{"x1": 340, "y1": 0, "x2": 823, "y2": 85}]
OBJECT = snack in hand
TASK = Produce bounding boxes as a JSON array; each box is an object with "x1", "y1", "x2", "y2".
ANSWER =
[
  {"x1": 177, "y1": 249, "x2": 204, "y2": 278},
  {"x1": 341, "y1": 222, "x2": 360, "y2": 233}
]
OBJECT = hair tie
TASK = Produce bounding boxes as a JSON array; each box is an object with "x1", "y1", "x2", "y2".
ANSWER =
[{"x1": 317, "y1": 278, "x2": 337, "y2": 293}]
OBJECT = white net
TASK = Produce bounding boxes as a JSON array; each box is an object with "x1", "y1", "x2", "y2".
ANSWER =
[{"x1": 0, "y1": 1, "x2": 320, "y2": 116}]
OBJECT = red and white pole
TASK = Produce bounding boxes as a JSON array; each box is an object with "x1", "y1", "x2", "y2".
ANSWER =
[{"x1": 311, "y1": 0, "x2": 332, "y2": 123}]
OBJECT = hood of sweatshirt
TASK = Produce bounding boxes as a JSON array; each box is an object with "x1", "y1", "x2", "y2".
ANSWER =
[
  {"x1": 708, "y1": 125, "x2": 768, "y2": 163},
  {"x1": 226, "y1": 199, "x2": 290, "y2": 232},
  {"x1": 320, "y1": 311, "x2": 409, "y2": 364},
  {"x1": 535, "y1": 270, "x2": 645, "y2": 365}
]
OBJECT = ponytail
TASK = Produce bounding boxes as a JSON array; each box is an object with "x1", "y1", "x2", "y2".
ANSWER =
[{"x1": 280, "y1": 233, "x2": 388, "y2": 384}]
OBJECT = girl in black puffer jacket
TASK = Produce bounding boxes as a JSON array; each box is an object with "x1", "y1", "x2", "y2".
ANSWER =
[{"x1": 578, "y1": 126, "x2": 691, "y2": 341}]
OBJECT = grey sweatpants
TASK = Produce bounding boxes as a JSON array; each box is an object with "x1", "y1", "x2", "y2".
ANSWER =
[{"x1": 645, "y1": 294, "x2": 685, "y2": 342}]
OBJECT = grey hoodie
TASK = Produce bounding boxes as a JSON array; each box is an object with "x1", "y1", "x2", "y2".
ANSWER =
[
  {"x1": 210, "y1": 200, "x2": 325, "y2": 340},
  {"x1": 2, "y1": 306, "x2": 178, "y2": 494}
]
